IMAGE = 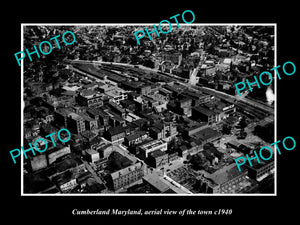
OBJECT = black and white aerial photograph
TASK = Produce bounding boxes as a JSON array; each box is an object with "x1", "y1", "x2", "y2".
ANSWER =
[
  {"x1": 3, "y1": 2, "x2": 299, "y2": 224},
  {"x1": 22, "y1": 24, "x2": 276, "y2": 195}
]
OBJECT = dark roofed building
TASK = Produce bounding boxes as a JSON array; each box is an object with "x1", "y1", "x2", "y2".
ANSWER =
[
  {"x1": 142, "y1": 174, "x2": 170, "y2": 193},
  {"x1": 120, "y1": 81, "x2": 151, "y2": 95},
  {"x1": 124, "y1": 131, "x2": 148, "y2": 147},
  {"x1": 226, "y1": 140, "x2": 253, "y2": 155},
  {"x1": 196, "y1": 163, "x2": 248, "y2": 193},
  {"x1": 86, "y1": 107, "x2": 103, "y2": 120},
  {"x1": 54, "y1": 154, "x2": 85, "y2": 174},
  {"x1": 24, "y1": 173, "x2": 55, "y2": 193},
  {"x1": 148, "y1": 149, "x2": 168, "y2": 168},
  {"x1": 104, "y1": 126, "x2": 125, "y2": 143},
  {"x1": 181, "y1": 90, "x2": 211, "y2": 106},
  {"x1": 192, "y1": 105, "x2": 216, "y2": 124},
  {"x1": 107, "y1": 102, "x2": 126, "y2": 117},
  {"x1": 132, "y1": 118, "x2": 149, "y2": 129},
  {"x1": 52, "y1": 170, "x2": 77, "y2": 192},
  {"x1": 202, "y1": 143, "x2": 224, "y2": 163},
  {"x1": 190, "y1": 127, "x2": 222, "y2": 144},
  {"x1": 120, "y1": 99, "x2": 137, "y2": 112},
  {"x1": 75, "y1": 89, "x2": 104, "y2": 108},
  {"x1": 109, "y1": 160, "x2": 144, "y2": 191},
  {"x1": 107, "y1": 151, "x2": 133, "y2": 173},
  {"x1": 83, "y1": 178, "x2": 106, "y2": 193},
  {"x1": 244, "y1": 157, "x2": 274, "y2": 181}
]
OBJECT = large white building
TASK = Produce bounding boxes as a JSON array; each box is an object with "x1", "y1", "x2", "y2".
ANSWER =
[{"x1": 138, "y1": 139, "x2": 168, "y2": 158}]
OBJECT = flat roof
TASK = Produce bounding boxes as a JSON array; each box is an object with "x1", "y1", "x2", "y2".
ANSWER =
[
  {"x1": 110, "y1": 161, "x2": 142, "y2": 180},
  {"x1": 125, "y1": 131, "x2": 147, "y2": 141},
  {"x1": 140, "y1": 139, "x2": 166, "y2": 150},
  {"x1": 86, "y1": 149, "x2": 99, "y2": 155},
  {"x1": 68, "y1": 112, "x2": 82, "y2": 120},
  {"x1": 143, "y1": 174, "x2": 169, "y2": 192},
  {"x1": 203, "y1": 163, "x2": 246, "y2": 185},
  {"x1": 227, "y1": 140, "x2": 241, "y2": 148},
  {"x1": 193, "y1": 105, "x2": 215, "y2": 117},
  {"x1": 191, "y1": 127, "x2": 221, "y2": 140},
  {"x1": 149, "y1": 149, "x2": 166, "y2": 158}
]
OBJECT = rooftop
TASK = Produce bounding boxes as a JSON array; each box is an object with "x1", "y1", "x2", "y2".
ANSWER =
[
  {"x1": 54, "y1": 154, "x2": 83, "y2": 173},
  {"x1": 140, "y1": 139, "x2": 166, "y2": 151},
  {"x1": 149, "y1": 149, "x2": 166, "y2": 158},
  {"x1": 68, "y1": 112, "x2": 82, "y2": 120},
  {"x1": 79, "y1": 89, "x2": 103, "y2": 99},
  {"x1": 110, "y1": 161, "x2": 143, "y2": 180},
  {"x1": 81, "y1": 130, "x2": 97, "y2": 140},
  {"x1": 86, "y1": 149, "x2": 99, "y2": 155},
  {"x1": 245, "y1": 158, "x2": 273, "y2": 170},
  {"x1": 191, "y1": 127, "x2": 221, "y2": 142},
  {"x1": 143, "y1": 174, "x2": 169, "y2": 193},
  {"x1": 193, "y1": 105, "x2": 215, "y2": 117},
  {"x1": 52, "y1": 170, "x2": 76, "y2": 187},
  {"x1": 125, "y1": 131, "x2": 147, "y2": 142},
  {"x1": 203, "y1": 163, "x2": 246, "y2": 185},
  {"x1": 107, "y1": 126, "x2": 125, "y2": 136}
]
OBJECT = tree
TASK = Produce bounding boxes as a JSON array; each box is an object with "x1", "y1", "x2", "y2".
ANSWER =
[
  {"x1": 120, "y1": 57, "x2": 128, "y2": 63},
  {"x1": 143, "y1": 59, "x2": 155, "y2": 69},
  {"x1": 222, "y1": 123, "x2": 232, "y2": 135},
  {"x1": 238, "y1": 116, "x2": 247, "y2": 129},
  {"x1": 189, "y1": 154, "x2": 205, "y2": 170},
  {"x1": 253, "y1": 123, "x2": 274, "y2": 143}
]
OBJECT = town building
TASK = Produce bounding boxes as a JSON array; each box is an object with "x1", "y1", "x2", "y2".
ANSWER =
[
  {"x1": 167, "y1": 98, "x2": 192, "y2": 116},
  {"x1": 80, "y1": 113, "x2": 98, "y2": 131},
  {"x1": 30, "y1": 154, "x2": 47, "y2": 171},
  {"x1": 86, "y1": 149, "x2": 100, "y2": 163},
  {"x1": 226, "y1": 140, "x2": 253, "y2": 155},
  {"x1": 54, "y1": 107, "x2": 71, "y2": 128},
  {"x1": 110, "y1": 161, "x2": 144, "y2": 191},
  {"x1": 75, "y1": 89, "x2": 104, "y2": 108},
  {"x1": 81, "y1": 130, "x2": 98, "y2": 142},
  {"x1": 67, "y1": 112, "x2": 86, "y2": 134},
  {"x1": 92, "y1": 143, "x2": 114, "y2": 159},
  {"x1": 52, "y1": 170, "x2": 77, "y2": 192},
  {"x1": 148, "y1": 149, "x2": 168, "y2": 168},
  {"x1": 29, "y1": 145, "x2": 71, "y2": 171},
  {"x1": 177, "y1": 141, "x2": 202, "y2": 158},
  {"x1": 47, "y1": 146, "x2": 72, "y2": 165},
  {"x1": 107, "y1": 102, "x2": 126, "y2": 118},
  {"x1": 192, "y1": 105, "x2": 216, "y2": 124},
  {"x1": 168, "y1": 151, "x2": 179, "y2": 162},
  {"x1": 244, "y1": 160, "x2": 274, "y2": 181},
  {"x1": 104, "y1": 126, "x2": 126, "y2": 143},
  {"x1": 183, "y1": 122, "x2": 208, "y2": 138},
  {"x1": 196, "y1": 163, "x2": 248, "y2": 193},
  {"x1": 190, "y1": 127, "x2": 222, "y2": 144},
  {"x1": 121, "y1": 81, "x2": 152, "y2": 95},
  {"x1": 101, "y1": 85, "x2": 127, "y2": 104},
  {"x1": 160, "y1": 51, "x2": 183, "y2": 65},
  {"x1": 181, "y1": 90, "x2": 211, "y2": 106},
  {"x1": 142, "y1": 174, "x2": 171, "y2": 193},
  {"x1": 120, "y1": 99, "x2": 137, "y2": 112},
  {"x1": 138, "y1": 139, "x2": 168, "y2": 158},
  {"x1": 149, "y1": 121, "x2": 177, "y2": 142},
  {"x1": 124, "y1": 131, "x2": 148, "y2": 147},
  {"x1": 201, "y1": 100, "x2": 236, "y2": 121}
]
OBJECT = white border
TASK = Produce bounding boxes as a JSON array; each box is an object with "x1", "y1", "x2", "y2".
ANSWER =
[{"x1": 21, "y1": 23, "x2": 277, "y2": 196}]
